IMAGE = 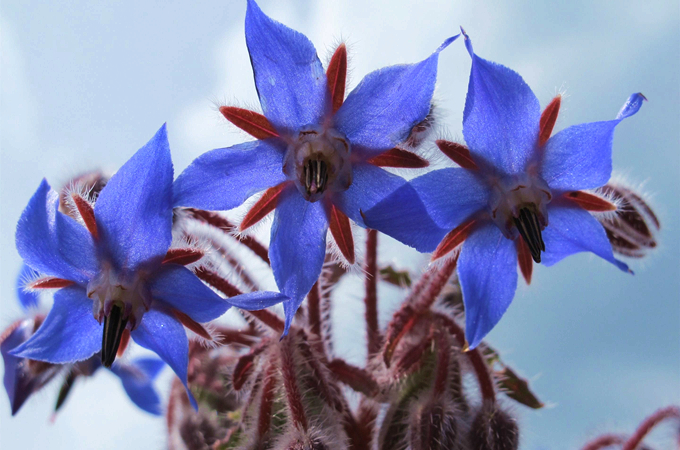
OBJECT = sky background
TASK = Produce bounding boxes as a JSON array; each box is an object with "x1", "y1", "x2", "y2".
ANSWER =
[{"x1": 1, "y1": 0, "x2": 678, "y2": 448}]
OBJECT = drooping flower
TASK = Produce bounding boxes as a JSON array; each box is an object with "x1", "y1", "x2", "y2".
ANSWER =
[
  {"x1": 365, "y1": 29, "x2": 645, "y2": 349},
  {"x1": 10, "y1": 125, "x2": 233, "y2": 409},
  {"x1": 173, "y1": 0, "x2": 457, "y2": 334},
  {"x1": 53, "y1": 356, "x2": 166, "y2": 416},
  {"x1": 2, "y1": 266, "x2": 165, "y2": 416}
]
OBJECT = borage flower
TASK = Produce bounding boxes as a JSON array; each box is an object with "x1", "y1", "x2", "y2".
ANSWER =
[
  {"x1": 11, "y1": 125, "x2": 232, "y2": 408},
  {"x1": 173, "y1": 0, "x2": 456, "y2": 334},
  {"x1": 2, "y1": 266, "x2": 165, "y2": 416},
  {"x1": 365, "y1": 30, "x2": 645, "y2": 349}
]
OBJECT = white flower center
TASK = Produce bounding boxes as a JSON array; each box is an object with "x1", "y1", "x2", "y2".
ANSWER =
[
  {"x1": 283, "y1": 126, "x2": 352, "y2": 202},
  {"x1": 489, "y1": 173, "x2": 552, "y2": 262}
]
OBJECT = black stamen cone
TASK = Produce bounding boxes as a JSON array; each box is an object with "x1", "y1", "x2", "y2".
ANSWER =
[
  {"x1": 303, "y1": 158, "x2": 328, "y2": 195},
  {"x1": 101, "y1": 303, "x2": 128, "y2": 368},
  {"x1": 513, "y1": 207, "x2": 545, "y2": 263},
  {"x1": 55, "y1": 370, "x2": 77, "y2": 412}
]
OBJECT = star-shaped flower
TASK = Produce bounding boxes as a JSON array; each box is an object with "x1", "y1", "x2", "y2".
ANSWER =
[
  {"x1": 2, "y1": 266, "x2": 166, "y2": 416},
  {"x1": 11, "y1": 125, "x2": 232, "y2": 409},
  {"x1": 365, "y1": 30, "x2": 645, "y2": 349},
  {"x1": 173, "y1": 0, "x2": 457, "y2": 334}
]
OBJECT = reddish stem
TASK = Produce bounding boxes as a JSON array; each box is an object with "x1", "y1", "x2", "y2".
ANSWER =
[
  {"x1": 580, "y1": 434, "x2": 626, "y2": 450},
  {"x1": 622, "y1": 406, "x2": 680, "y2": 450},
  {"x1": 257, "y1": 362, "x2": 279, "y2": 439},
  {"x1": 434, "y1": 313, "x2": 496, "y2": 403},
  {"x1": 247, "y1": 309, "x2": 285, "y2": 334},
  {"x1": 307, "y1": 282, "x2": 322, "y2": 339},
  {"x1": 280, "y1": 336, "x2": 308, "y2": 431},
  {"x1": 364, "y1": 229, "x2": 381, "y2": 357},
  {"x1": 413, "y1": 256, "x2": 458, "y2": 312},
  {"x1": 433, "y1": 329, "x2": 451, "y2": 396},
  {"x1": 195, "y1": 267, "x2": 242, "y2": 298},
  {"x1": 327, "y1": 359, "x2": 379, "y2": 397},
  {"x1": 187, "y1": 208, "x2": 269, "y2": 264}
]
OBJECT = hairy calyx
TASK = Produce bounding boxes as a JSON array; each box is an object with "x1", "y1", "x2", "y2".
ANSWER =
[
  {"x1": 284, "y1": 126, "x2": 351, "y2": 202},
  {"x1": 490, "y1": 174, "x2": 552, "y2": 263}
]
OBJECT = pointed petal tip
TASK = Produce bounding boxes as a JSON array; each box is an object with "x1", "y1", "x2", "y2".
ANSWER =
[
  {"x1": 459, "y1": 27, "x2": 473, "y2": 56},
  {"x1": 436, "y1": 34, "x2": 461, "y2": 53},
  {"x1": 617, "y1": 93, "x2": 647, "y2": 120}
]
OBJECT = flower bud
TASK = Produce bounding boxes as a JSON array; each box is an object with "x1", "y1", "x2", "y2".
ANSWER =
[
  {"x1": 409, "y1": 400, "x2": 461, "y2": 450},
  {"x1": 597, "y1": 183, "x2": 660, "y2": 258},
  {"x1": 469, "y1": 404, "x2": 519, "y2": 450}
]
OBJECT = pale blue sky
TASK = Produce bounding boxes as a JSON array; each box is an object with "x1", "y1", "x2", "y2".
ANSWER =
[{"x1": 1, "y1": 1, "x2": 678, "y2": 448}]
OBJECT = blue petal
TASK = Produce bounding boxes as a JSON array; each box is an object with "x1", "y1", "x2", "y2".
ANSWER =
[
  {"x1": 131, "y1": 308, "x2": 197, "y2": 410},
  {"x1": 16, "y1": 265, "x2": 40, "y2": 311},
  {"x1": 149, "y1": 264, "x2": 231, "y2": 322},
  {"x1": 458, "y1": 223, "x2": 517, "y2": 349},
  {"x1": 16, "y1": 180, "x2": 97, "y2": 285},
  {"x1": 94, "y1": 124, "x2": 174, "y2": 272},
  {"x1": 11, "y1": 286, "x2": 102, "y2": 363},
  {"x1": 541, "y1": 205, "x2": 629, "y2": 272},
  {"x1": 269, "y1": 186, "x2": 328, "y2": 330},
  {"x1": 2, "y1": 320, "x2": 34, "y2": 415},
  {"x1": 173, "y1": 140, "x2": 287, "y2": 211},
  {"x1": 541, "y1": 94, "x2": 645, "y2": 191},
  {"x1": 110, "y1": 358, "x2": 165, "y2": 415},
  {"x1": 226, "y1": 291, "x2": 289, "y2": 310},
  {"x1": 411, "y1": 168, "x2": 490, "y2": 230},
  {"x1": 461, "y1": 31, "x2": 540, "y2": 174},
  {"x1": 245, "y1": 0, "x2": 327, "y2": 134},
  {"x1": 335, "y1": 36, "x2": 458, "y2": 157},
  {"x1": 354, "y1": 164, "x2": 448, "y2": 253}
]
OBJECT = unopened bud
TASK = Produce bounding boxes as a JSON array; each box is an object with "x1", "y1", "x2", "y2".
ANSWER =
[
  {"x1": 58, "y1": 171, "x2": 108, "y2": 215},
  {"x1": 598, "y1": 183, "x2": 660, "y2": 258},
  {"x1": 404, "y1": 102, "x2": 436, "y2": 148},
  {"x1": 409, "y1": 400, "x2": 460, "y2": 450},
  {"x1": 469, "y1": 404, "x2": 519, "y2": 450}
]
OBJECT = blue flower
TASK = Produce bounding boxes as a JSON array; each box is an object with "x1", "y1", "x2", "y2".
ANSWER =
[
  {"x1": 365, "y1": 30, "x2": 645, "y2": 349},
  {"x1": 3, "y1": 267, "x2": 165, "y2": 416},
  {"x1": 10, "y1": 125, "x2": 231, "y2": 409},
  {"x1": 173, "y1": 0, "x2": 457, "y2": 335}
]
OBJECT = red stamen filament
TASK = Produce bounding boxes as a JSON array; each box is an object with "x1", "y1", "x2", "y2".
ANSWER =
[
  {"x1": 240, "y1": 183, "x2": 285, "y2": 231},
  {"x1": 327, "y1": 43, "x2": 347, "y2": 114},
  {"x1": 219, "y1": 106, "x2": 279, "y2": 140},
  {"x1": 435, "y1": 140, "x2": 479, "y2": 170},
  {"x1": 329, "y1": 204, "x2": 355, "y2": 265},
  {"x1": 539, "y1": 95, "x2": 561, "y2": 147},
  {"x1": 172, "y1": 309, "x2": 212, "y2": 341},
  {"x1": 162, "y1": 248, "x2": 204, "y2": 266},
  {"x1": 516, "y1": 237, "x2": 534, "y2": 285},
  {"x1": 29, "y1": 277, "x2": 74, "y2": 289},
  {"x1": 566, "y1": 191, "x2": 617, "y2": 212},
  {"x1": 367, "y1": 147, "x2": 430, "y2": 168},
  {"x1": 432, "y1": 219, "x2": 476, "y2": 261},
  {"x1": 71, "y1": 194, "x2": 99, "y2": 239}
]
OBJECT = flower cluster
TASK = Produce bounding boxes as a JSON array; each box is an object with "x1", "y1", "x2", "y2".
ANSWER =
[{"x1": 3, "y1": 0, "x2": 670, "y2": 449}]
